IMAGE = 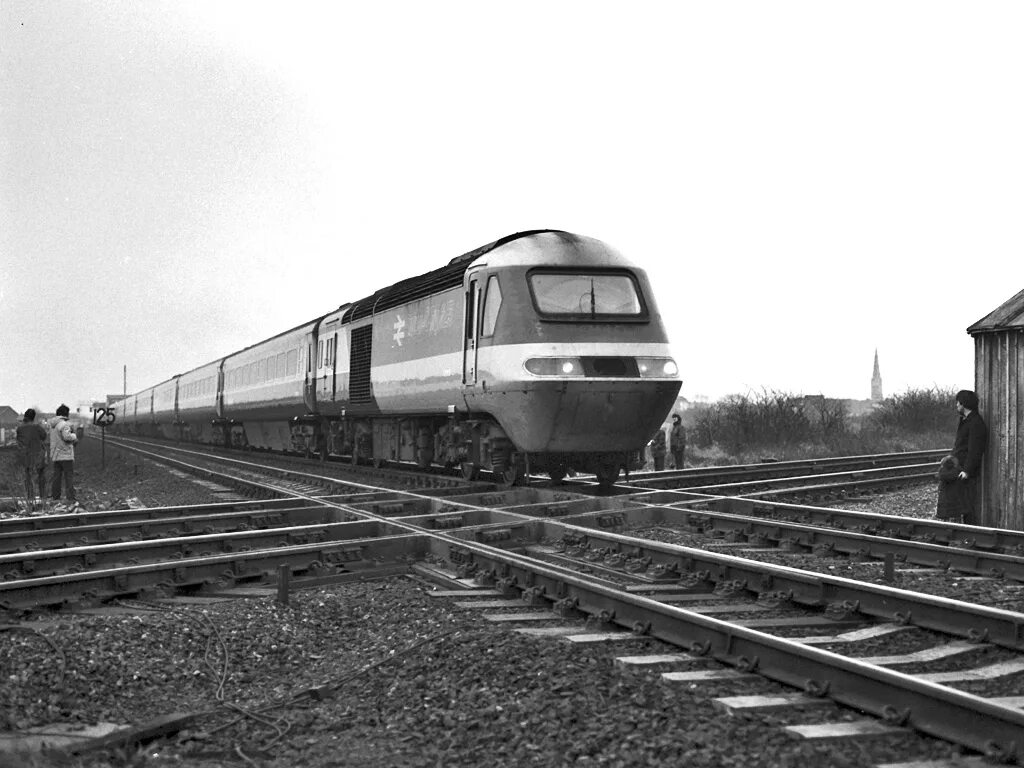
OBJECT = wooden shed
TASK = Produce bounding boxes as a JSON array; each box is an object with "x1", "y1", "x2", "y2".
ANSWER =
[{"x1": 967, "y1": 289, "x2": 1024, "y2": 529}]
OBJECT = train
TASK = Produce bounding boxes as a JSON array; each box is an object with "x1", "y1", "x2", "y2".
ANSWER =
[{"x1": 112, "y1": 230, "x2": 681, "y2": 487}]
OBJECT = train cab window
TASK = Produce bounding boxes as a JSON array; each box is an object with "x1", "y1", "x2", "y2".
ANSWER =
[
  {"x1": 481, "y1": 275, "x2": 502, "y2": 337},
  {"x1": 528, "y1": 271, "x2": 645, "y2": 319}
]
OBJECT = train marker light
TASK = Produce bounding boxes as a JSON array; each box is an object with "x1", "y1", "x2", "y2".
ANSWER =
[
  {"x1": 525, "y1": 357, "x2": 585, "y2": 377},
  {"x1": 636, "y1": 357, "x2": 679, "y2": 378}
]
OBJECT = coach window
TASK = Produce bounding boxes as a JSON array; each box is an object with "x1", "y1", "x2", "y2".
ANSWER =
[{"x1": 481, "y1": 275, "x2": 502, "y2": 337}]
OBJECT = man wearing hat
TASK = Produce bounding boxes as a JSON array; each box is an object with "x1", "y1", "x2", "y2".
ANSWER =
[
  {"x1": 15, "y1": 408, "x2": 48, "y2": 506},
  {"x1": 48, "y1": 404, "x2": 79, "y2": 505},
  {"x1": 951, "y1": 389, "x2": 988, "y2": 525}
]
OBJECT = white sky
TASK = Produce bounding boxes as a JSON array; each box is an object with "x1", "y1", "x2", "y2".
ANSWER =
[{"x1": 2, "y1": 1, "x2": 1021, "y2": 415}]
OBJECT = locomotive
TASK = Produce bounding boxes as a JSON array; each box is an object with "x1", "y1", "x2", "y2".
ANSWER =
[{"x1": 114, "y1": 230, "x2": 681, "y2": 487}]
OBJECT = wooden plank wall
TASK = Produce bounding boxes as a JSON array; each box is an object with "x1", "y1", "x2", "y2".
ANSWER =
[{"x1": 974, "y1": 330, "x2": 1023, "y2": 529}]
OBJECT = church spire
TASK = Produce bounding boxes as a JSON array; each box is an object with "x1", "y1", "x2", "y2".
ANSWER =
[{"x1": 871, "y1": 349, "x2": 883, "y2": 402}]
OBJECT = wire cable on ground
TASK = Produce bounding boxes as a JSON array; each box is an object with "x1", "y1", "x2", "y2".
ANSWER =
[{"x1": 0, "y1": 624, "x2": 67, "y2": 691}]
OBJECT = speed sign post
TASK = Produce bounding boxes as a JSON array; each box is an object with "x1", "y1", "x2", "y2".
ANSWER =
[{"x1": 93, "y1": 407, "x2": 116, "y2": 469}]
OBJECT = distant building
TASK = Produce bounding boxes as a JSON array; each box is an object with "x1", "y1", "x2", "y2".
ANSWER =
[
  {"x1": 0, "y1": 405, "x2": 20, "y2": 444},
  {"x1": 871, "y1": 349, "x2": 883, "y2": 402},
  {"x1": 671, "y1": 396, "x2": 691, "y2": 414}
]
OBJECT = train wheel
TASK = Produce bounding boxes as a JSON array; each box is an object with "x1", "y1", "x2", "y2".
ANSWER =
[
  {"x1": 595, "y1": 461, "x2": 620, "y2": 489},
  {"x1": 500, "y1": 454, "x2": 525, "y2": 489},
  {"x1": 461, "y1": 461, "x2": 479, "y2": 481}
]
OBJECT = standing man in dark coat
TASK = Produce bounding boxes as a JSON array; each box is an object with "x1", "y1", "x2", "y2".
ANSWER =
[
  {"x1": 16, "y1": 408, "x2": 48, "y2": 506},
  {"x1": 952, "y1": 389, "x2": 988, "y2": 525}
]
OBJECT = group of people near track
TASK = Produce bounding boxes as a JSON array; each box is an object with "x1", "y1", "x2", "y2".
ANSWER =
[{"x1": 13, "y1": 404, "x2": 80, "y2": 510}]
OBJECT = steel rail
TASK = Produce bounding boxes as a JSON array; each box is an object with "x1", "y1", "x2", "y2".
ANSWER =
[
  {"x1": 92, "y1": 446, "x2": 1024, "y2": 657},
  {"x1": 508, "y1": 516, "x2": 1024, "y2": 650},
  {"x1": 554, "y1": 498, "x2": 1024, "y2": 581},
  {"x1": 0, "y1": 498, "x2": 319, "y2": 533},
  {"x1": 106, "y1": 436, "x2": 470, "y2": 490},
  {"x1": 698, "y1": 495, "x2": 1024, "y2": 554},
  {"x1": 0, "y1": 506, "x2": 347, "y2": 554},
  {"x1": 624, "y1": 449, "x2": 946, "y2": 487},
  {"x1": 668, "y1": 464, "x2": 937, "y2": 496},
  {"x1": 64, "y1": 443, "x2": 1024, "y2": 653},
  {"x1": 0, "y1": 533, "x2": 429, "y2": 608},
  {"x1": 420, "y1": 545, "x2": 1024, "y2": 763},
  {"x1": 0, "y1": 519, "x2": 401, "y2": 580},
  {"x1": 5, "y1": 453, "x2": 1024, "y2": 760},
  {"x1": 109, "y1": 434, "x2": 945, "y2": 494}
]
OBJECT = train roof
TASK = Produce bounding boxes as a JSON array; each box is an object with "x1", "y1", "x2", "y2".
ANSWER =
[
  {"x1": 968, "y1": 288, "x2": 1024, "y2": 335},
  {"x1": 341, "y1": 230, "x2": 576, "y2": 323}
]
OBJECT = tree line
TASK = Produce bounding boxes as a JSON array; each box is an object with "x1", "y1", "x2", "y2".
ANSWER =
[{"x1": 687, "y1": 386, "x2": 955, "y2": 461}]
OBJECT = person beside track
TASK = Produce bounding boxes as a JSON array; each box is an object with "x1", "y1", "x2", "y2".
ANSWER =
[
  {"x1": 48, "y1": 403, "x2": 80, "y2": 508},
  {"x1": 949, "y1": 389, "x2": 988, "y2": 525},
  {"x1": 16, "y1": 408, "x2": 48, "y2": 507}
]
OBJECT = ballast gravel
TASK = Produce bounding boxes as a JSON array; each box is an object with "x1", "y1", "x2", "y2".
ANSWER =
[
  {"x1": 3, "y1": 578, "x2": 959, "y2": 768},
  {"x1": 0, "y1": 443, "x2": 996, "y2": 766}
]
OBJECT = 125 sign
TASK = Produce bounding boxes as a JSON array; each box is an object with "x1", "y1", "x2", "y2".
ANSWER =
[{"x1": 93, "y1": 408, "x2": 116, "y2": 427}]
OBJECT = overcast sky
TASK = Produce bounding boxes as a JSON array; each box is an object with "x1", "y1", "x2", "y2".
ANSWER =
[{"x1": 2, "y1": 1, "x2": 1021, "y2": 416}]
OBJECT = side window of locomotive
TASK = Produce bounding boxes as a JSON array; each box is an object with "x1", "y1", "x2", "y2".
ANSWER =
[
  {"x1": 529, "y1": 272, "x2": 645, "y2": 318},
  {"x1": 481, "y1": 276, "x2": 502, "y2": 337}
]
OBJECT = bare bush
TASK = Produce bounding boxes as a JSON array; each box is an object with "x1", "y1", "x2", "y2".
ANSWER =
[
  {"x1": 865, "y1": 386, "x2": 956, "y2": 436},
  {"x1": 685, "y1": 386, "x2": 950, "y2": 465}
]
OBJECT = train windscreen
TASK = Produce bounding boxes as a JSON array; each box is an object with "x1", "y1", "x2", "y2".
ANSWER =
[{"x1": 529, "y1": 271, "x2": 644, "y2": 319}]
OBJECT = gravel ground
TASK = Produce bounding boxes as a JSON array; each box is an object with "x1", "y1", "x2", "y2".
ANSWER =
[
  {"x1": 0, "y1": 447, "x2": 999, "y2": 767},
  {"x1": 0, "y1": 438, "x2": 224, "y2": 516},
  {"x1": 827, "y1": 483, "x2": 939, "y2": 519},
  {"x1": 3, "y1": 579, "x2": 959, "y2": 768}
]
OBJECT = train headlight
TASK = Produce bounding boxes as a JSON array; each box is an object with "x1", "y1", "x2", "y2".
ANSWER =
[
  {"x1": 525, "y1": 357, "x2": 585, "y2": 376},
  {"x1": 636, "y1": 357, "x2": 679, "y2": 378}
]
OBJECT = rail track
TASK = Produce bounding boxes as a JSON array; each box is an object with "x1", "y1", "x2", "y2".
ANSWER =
[{"x1": 5, "y1": 441, "x2": 1023, "y2": 764}]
